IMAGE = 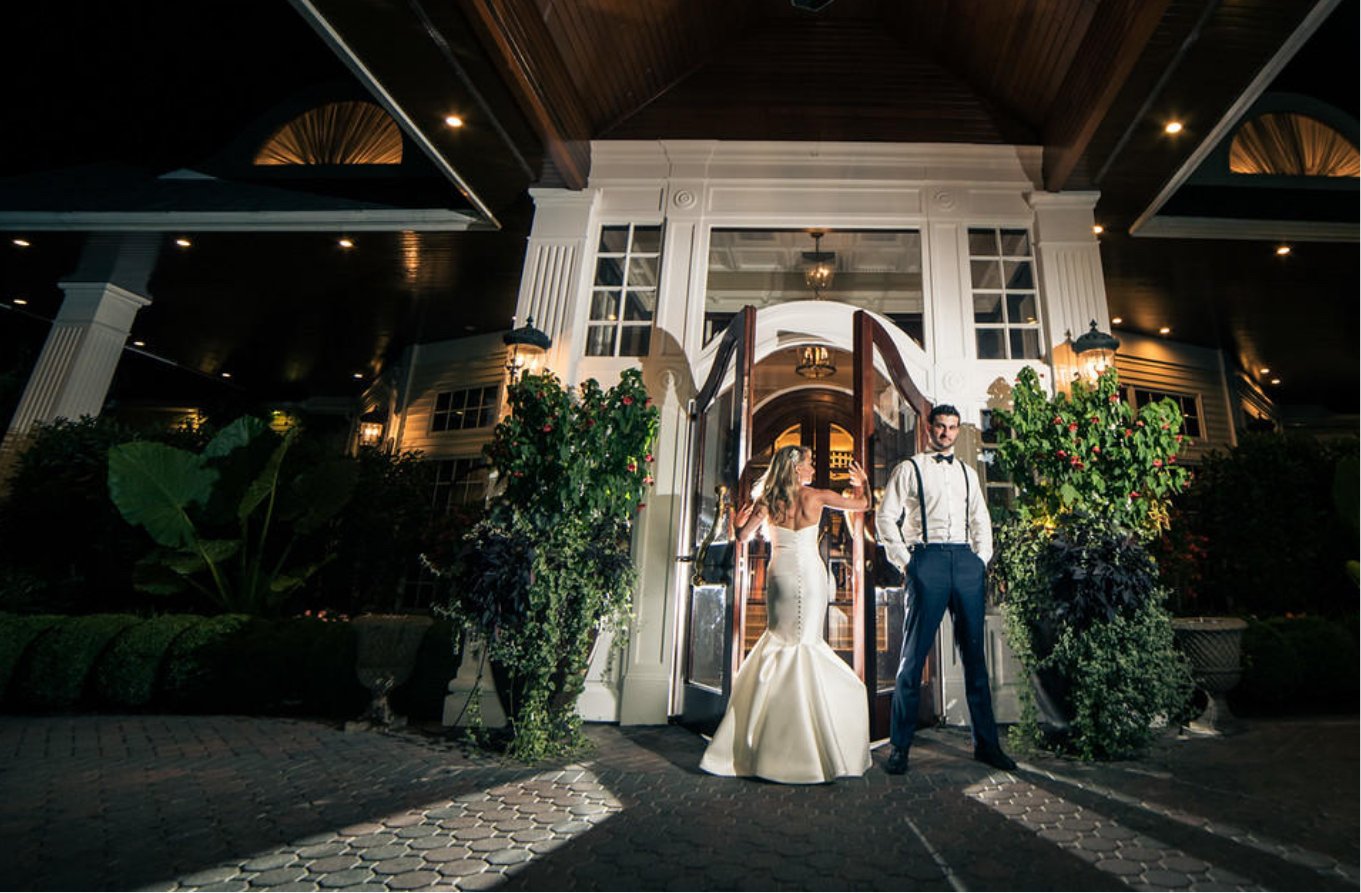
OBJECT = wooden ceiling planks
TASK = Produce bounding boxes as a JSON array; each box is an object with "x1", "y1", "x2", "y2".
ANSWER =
[
  {"x1": 603, "y1": 17, "x2": 1024, "y2": 143},
  {"x1": 536, "y1": 0, "x2": 749, "y2": 133}
]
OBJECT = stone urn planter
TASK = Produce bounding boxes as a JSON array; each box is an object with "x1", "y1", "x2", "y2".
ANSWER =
[
  {"x1": 1172, "y1": 616, "x2": 1248, "y2": 735},
  {"x1": 349, "y1": 613, "x2": 433, "y2": 729}
]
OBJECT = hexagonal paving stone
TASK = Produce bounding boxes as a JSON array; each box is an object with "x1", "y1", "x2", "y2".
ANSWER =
[
  {"x1": 435, "y1": 860, "x2": 491, "y2": 878},
  {"x1": 372, "y1": 857, "x2": 427, "y2": 875},
  {"x1": 386, "y1": 870, "x2": 442, "y2": 890},
  {"x1": 248, "y1": 866, "x2": 309, "y2": 887},
  {"x1": 318, "y1": 869, "x2": 377, "y2": 889}
]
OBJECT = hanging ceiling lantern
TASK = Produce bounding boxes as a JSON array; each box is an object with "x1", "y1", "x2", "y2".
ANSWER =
[
  {"x1": 801, "y1": 231, "x2": 836, "y2": 299},
  {"x1": 795, "y1": 345, "x2": 836, "y2": 379}
]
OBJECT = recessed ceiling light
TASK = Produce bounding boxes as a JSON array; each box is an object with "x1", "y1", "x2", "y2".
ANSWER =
[
  {"x1": 132, "y1": 340, "x2": 146, "y2": 347},
  {"x1": 338, "y1": 237, "x2": 355, "y2": 249},
  {"x1": 1111, "y1": 316, "x2": 1123, "y2": 325},
  {"x1": 1158, "y1": 326, "x2": 1171, "y2": 335},
  {"x1": 444, "y1": 115, "x2": 465, "y2": 128},
  {"x1": 221, "y1": 372, "x2": 232, "y2": 379},
  {"x1": 1092, "y1": 225, "x2": 1104, "y2": 235},
  {"x1": 1275, "y1": 245, "x2": 1291, "y2": 256},
  {"x1": 1164, "y1": 121, "x2": 1183, "y2": 135},
  {"x1": 1259, "y1": 367, "x2": 1270, "y2": 375},
  {"x1": 12, "y1": 298, "x2": 28, "y2": 305},
  {"x1": 12, "y1": 238, "x2": 30, "y2": 248},
  {"x1": 1270, "y1": 378, "x2": 1281, "y2": 385},
  {"x1": 175, "y1": 237, "x2": 192, "y2": 248},
  {"x1": 352, "y1": 373, "x2": 364, "y2": 380}
]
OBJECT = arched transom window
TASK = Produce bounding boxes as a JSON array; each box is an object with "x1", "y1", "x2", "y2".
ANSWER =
[
  {"x1": 254, "y1": 101, "x2": 403, "y2": 166},
  {"x1": 1229, "y1": 112, "x2": 1359, "y2": 177}
]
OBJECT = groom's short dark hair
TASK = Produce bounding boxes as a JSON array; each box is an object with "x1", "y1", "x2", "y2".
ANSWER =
[{"x1": 928, "y1": 404, "x2": 961, "y2": 424}]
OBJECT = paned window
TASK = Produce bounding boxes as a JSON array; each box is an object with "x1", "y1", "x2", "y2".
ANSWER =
[
  {"x1": 587, "y1": 224, "x2": 661, "y2": 357},
  {"x1": 430, "y1": 385, "x2": 498, "y2": 432},
  {"x1": 969, "y1": 228, "x2": 1042, "y2": 360},
  {"x1": 432, "y1": 457, "x2": 490, "y2": 512},
  {"x1": 1128, "y1": 388, "x2": 1202, "y2": 438},
  {"x1": 978, "y1": 410, "x2": 1016, "y2": 517}
]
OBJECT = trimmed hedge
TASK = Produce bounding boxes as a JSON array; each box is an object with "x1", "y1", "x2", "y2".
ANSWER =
[
  {"x1": 158, "y1": 614, "x2": 254, "y2": 711},
  {"x1": 1229, "y1": 615, "x2": 1360, "y2": 715},
  {"x1": 14, "y1": 614, "x2": 141, "y2": 709},
  {"x1": 93, "y1": 614, "x2": 206, "y2": 709},
  {"x1": 0, "y1": 613, "x2": 446, "y2": 721},
  {"x1": 0, "y1": 614, "x2": 63, "y2": 704}
]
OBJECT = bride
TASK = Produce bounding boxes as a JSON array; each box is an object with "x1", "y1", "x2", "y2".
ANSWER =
[{"x1": 699, "y1": 445, "x2": 872, "y2": 784}]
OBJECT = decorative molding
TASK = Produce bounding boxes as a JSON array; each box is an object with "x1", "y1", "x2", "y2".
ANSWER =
[
  {"x1": 517, "y1": 240, "x2": 580, "y2": 346},
  {"x1": 1132, "y1": 216, "x2": 1359, "y2": 242},
  {"x1": 0, "y1": 209, "x2": 483, "y2": 231}
]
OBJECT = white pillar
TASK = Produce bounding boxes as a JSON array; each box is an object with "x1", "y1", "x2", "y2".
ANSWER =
[
  {"x1": 514, "y1": 188, "x2": 599, "y2": 382},
  {"x1": 1030, "y1": 192, "x2": 1109, "y2": 383},
  {"x1": 3, "y1": 280, "x2": 151, "y2": 441}
]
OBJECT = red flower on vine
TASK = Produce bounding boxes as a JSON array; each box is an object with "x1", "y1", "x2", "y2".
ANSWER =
[
  {"x1": 644, "y1": 453, "x2": 654, "y2": 463},
  {"x1": 622, "y1": 395, "x2": 634, "y2": 406},
  {"x1": 1108, "y1": 394, "x2": 1119, "y2": 403},
  {"x1": 1130, "y1": 491, "x2": 1141, "y2": 499},
  {"x1": 542, "y1": 423, "x2": 553, "y2": 432},
  {"x1": 1068, "y1": 423, "x2": 1079, "y2": 433},
  {"x1": 643, "y1": 475, "x2": 654, "y2": 485},
  {"x1": 1152, "y1": 459, "x2": 1163, "y2": 467},
  {"x1": 627, "y1": 461, "x2": 638, "y2": 473}
]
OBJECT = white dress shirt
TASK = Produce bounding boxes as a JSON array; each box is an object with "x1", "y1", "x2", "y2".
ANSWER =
[{"x1": 876, "y1": 450, "x2": 994, "y2": 571}]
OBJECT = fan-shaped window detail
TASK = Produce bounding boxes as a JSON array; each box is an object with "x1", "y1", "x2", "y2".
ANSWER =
[
  {"x1": 1229, "y1": 112, "x2": 1359, "y2": 177},
  {"x1": 254, "y1": 101, "x2": 402, "y2": 165}
]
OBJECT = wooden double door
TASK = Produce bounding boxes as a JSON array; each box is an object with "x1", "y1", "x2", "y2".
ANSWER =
[{"x1": 677, "y1": 307, "x2": 935, "y2": 739}]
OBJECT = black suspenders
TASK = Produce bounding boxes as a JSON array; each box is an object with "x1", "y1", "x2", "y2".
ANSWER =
[{"x1": 907, "y1": 457, "x2": 970, "y2": 546}]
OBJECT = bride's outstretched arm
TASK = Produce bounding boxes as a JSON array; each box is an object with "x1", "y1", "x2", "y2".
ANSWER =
[{"x1": 815, "y1": 460, "x2": 871, "y2": 513}]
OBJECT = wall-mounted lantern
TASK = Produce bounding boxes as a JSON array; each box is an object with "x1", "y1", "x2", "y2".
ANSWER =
[
  {"x1": 503, "y1": 315, "x2": 552, "y2": 381},
  {"x1": 1071, "y1": 319, "x2": 1120, "y2": 383}
]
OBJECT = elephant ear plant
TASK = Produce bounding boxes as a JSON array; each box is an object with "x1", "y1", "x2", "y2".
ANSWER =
[
  {"x1": 108, "y1": 416, "x2": 357, "y2": 616},
  {"x1": 991, "y1": 367, "x2": 1195, "y2": 759}
]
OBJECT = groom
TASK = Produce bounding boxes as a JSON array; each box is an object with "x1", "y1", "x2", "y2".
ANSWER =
[{"x1": 876, "y1": 404, "x2": 1016, "y2": 774}]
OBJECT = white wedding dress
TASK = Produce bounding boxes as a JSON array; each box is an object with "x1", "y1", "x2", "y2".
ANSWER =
[{"x1": 700, "y1": 523, "x2": 872, "y2": 784}]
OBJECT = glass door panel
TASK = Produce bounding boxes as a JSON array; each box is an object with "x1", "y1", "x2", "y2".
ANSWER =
[
  {"x1": 679, "y1": 308, "x2": 754, "y2": 732},
  {"x1": 853, "y1": 309, "x2": 932, "y2": 739}
]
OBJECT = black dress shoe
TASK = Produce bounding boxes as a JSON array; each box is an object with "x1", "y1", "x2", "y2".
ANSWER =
[
  {"x1": 974, "y1": 745, "x2": 1017, "y2": 771},
  {"x1": 885, "y1": 746, "x2": 909, "y2": 775}
]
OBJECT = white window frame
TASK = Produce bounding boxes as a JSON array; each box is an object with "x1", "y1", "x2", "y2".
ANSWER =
[
  {"x1": 1127, "y1": 386, "x2": 1204, "y2": 439},
  {"x1": 967, "y1": 226, "x2": 1042, "y2": 360},
  {"x1": 430, "y1": 384, "x2": 500, "y2": 433},
  {"x1": 585, "y1": 223, "x2": 662, "y2": 358}
]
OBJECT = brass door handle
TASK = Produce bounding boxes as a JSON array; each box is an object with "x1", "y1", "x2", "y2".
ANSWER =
[{"x1": 690, "y1": 484, "x2": 730, "y2": 586}]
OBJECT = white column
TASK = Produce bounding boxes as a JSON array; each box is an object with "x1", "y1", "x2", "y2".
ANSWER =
[
  {"x1": 3, "y1": 280, "x2": 151, "y2": 443},
  {"x1": 514, "y1": 188, "x2": 599, "y2": 382},
  {"x1": 619, "y1": 365, "x2": 690, "y2": 724},
  {"x1": 1030, "y1": 192, "x2": 1109, "y2": 383}
]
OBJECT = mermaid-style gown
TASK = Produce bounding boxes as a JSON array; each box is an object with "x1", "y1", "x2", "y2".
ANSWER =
[{"x1": 700, "y1": 523, "x2": 871, "y2": 783}]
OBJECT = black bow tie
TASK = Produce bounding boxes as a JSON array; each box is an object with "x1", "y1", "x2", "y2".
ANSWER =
[{"x1": 932, "y1": 453, "x2": 955, "y2": 464}]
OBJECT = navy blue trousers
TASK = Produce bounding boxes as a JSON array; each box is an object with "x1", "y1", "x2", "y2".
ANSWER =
[{"x1": 889, "y1": 543, "x2": 1001, "y2": 752}]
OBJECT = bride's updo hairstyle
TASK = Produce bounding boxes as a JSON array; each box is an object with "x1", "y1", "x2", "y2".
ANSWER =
[{"x1": 753, "y1": 445, "x2": 808, "y2": 525}]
